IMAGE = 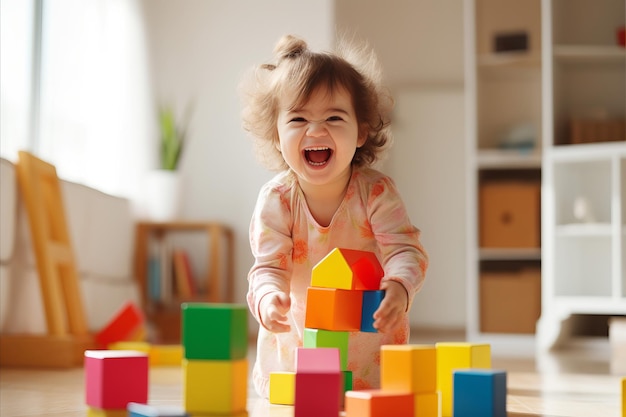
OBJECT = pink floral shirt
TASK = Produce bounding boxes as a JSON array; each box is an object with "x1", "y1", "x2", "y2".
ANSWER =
[{"x1": 247, "y1": 166, "x2": 428, "y2": 398}]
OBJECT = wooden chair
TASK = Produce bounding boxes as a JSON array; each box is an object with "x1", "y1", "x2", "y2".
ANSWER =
[{"x1": 0, "y1": 151, "x2": 93, "y2": 367}]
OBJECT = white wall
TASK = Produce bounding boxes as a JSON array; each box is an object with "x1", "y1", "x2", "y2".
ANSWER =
[
  {"x1": 141, "y1": 0, "x2": 467, "y2": 329},
  {"x1": 141, "y1": 0, "x2": 335, "y2": 307}
]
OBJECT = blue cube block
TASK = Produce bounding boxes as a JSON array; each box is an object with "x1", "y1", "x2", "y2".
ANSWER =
[
  {"x1": 361, "y1": 290, "x2": 385, "y2": 332},
  {"x1": 453, "y1": 369, "x2": 507, "y2": 417}
]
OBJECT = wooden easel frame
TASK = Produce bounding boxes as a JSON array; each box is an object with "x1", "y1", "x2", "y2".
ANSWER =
[{"x1": 0, "y1": 151, "x2": 95, "y2": 367}]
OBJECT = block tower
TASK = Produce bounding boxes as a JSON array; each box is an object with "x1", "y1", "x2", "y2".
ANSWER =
[
  {"x1": 269, "y1": 248, "x2": 385, "y2": 408},
  {"x1": 181, "y1": 303, "x2": 248, "y2": 416}
]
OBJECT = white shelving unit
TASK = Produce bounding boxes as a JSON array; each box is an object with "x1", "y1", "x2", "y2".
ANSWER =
[
  {"x1": 538, "y1": 0, "x2": 626, "y2": 350},
  {"x1": 464, "y1": 0, "x2": 543, "y2": 355}
]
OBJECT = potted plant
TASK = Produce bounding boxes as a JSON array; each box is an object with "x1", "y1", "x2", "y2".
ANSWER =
[{"x1": 145, "y1": 104, "x2": 192, "y2": 220}]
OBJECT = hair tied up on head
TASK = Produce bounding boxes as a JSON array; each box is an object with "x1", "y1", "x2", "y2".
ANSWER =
[{"x1": 274, "y1": 34, "x2": 308, "y2": 62}]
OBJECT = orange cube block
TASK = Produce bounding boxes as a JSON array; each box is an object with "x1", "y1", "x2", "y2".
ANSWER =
[
  {"x1": 345, "y1": 389, "x2": 414, "y2": 417},
  {"x1": 304, "y1": 287, "x2": 363, "y2": 331},
  {"x1": 381, "y1": 345, "x2": 436, "y2": 393}
]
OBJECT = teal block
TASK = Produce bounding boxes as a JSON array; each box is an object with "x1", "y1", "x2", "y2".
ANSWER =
[
  {"x1": 303, "y1": 328, "x2": 349, "y2": 370},
  {"x1": 453, "y1": 369, "x2": 507, "y2": 417},
  {"x1": 181, "y1": 303, "x2": 248, "y2": 360},
  {"x1": 361, "y1": 290, "x2": 385, "y2": 332}
]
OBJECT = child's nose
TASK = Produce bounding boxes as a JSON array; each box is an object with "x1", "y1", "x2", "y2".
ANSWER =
[{"x1": 306, "y1": 120, "x2": 328, "y2": 136}]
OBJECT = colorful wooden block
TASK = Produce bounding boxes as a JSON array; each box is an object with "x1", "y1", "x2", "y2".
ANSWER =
[
  {"x1": 343, "y1": 370, "x2": 353, "y2": 394},
  {"x1": 345, "y1": 389, "x2": 415, "y2": 417},
  {"x1": 296, "y1": 347, "x2": 341, "y2": 373},
  {"x1": 436, "y1": 343, "x2": 491, "y2": 417},
  {"x1": 415, "y1": 392, "x2": 440, "y2": 417},
  {"x1": 183, "y1": 358, "x2": 247, "y2": 415},
  {"x1": 295, "y1": 372, "x2": 342, "y2": 417},
  {"x1": 127, "y1": 402, "x2": 189, "y2": 416},
  {"x1": 84, "y1": 350, "x2": 148, "y2": 409},
  {"x1": 304, "y1": 287, "x2": 363, "y2": 331},
  {"x1": 381, "y1": 344, "x2": 436, "y2": 394},
  {"x1": 108, "y1": 341, "x2": 151, "y2": 355},
  {"x1": 181, "y1": 303, "x2": 247, "y2": 360},
  {"x1": 95, "y1": 301, "x2": 144, "y2": 347},
  {"x1": 150, "y1": 344, "x2": 183, "y2": 366},
  {"x1": 87, "y1": 408, "x2": 127, "y2": 417},
  {"x1": 269, "y1": 372, "x2": 296, "y2": 405},
  {"x1": 303, "y1": 328, "x2": 349, "y2": 369},
  {"x1": 453, "y1": 369, "x2": 506, "y2": 417},
  {"x1": 311, "y1": 248, "x2": 384, "y2": 290},
  {"x1": 361, "y1": 290, "x2": 385, "y2": 332}
]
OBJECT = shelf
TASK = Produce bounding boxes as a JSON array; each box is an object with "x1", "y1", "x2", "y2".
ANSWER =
[
  {"x1": 478, "y1": 52, "x2": 541, "y2": 67},
  {"x1": 477, "y1": 149, "x2": 542, "y2": 169},
  {"x1": 551, "y1": 141, "x2": 626, "y2": 161},
  {"x1": 555, "y1": 223, "x2": 613, "y2": 237},
  {"x1": 554, "y1": 45, "x2": 626, "y2": 62},
  {"x1": 479, "y1": 248, "x2": 541, "y2": 261}
]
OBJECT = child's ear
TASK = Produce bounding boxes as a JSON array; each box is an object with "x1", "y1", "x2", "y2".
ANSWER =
[{"x1": 357, "y1": 128, "x2": 368, "y2": 148}]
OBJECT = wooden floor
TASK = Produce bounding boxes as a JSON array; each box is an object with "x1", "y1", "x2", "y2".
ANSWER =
[{"x1": 0, "y1": 331, "x2": 623, "y2": 417}]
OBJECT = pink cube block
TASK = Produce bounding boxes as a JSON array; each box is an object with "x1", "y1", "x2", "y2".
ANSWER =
[
  {"x1": 295, "y1": 371, "x2": 342, "y2": 417},
  {"x1": 295, "y1": 347, "x2": 341, "y2": 373},
  {"x1": 85, "y1": 350, "x2": 149, "y2": 409}
]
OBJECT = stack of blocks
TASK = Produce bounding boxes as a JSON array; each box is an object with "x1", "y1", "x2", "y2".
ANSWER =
[
  {"x1": 269, "y1": 248, "x2": 386, "y2": 410},
  {"x1": 84, "y1": 350, "x2": 149, "y2": 416},
  {"x1": 345, "y1": 342, "x2": 500, "y2": 417},
  {"x1": 181, "y1": 303, "x2": 248, "y2": 416}
]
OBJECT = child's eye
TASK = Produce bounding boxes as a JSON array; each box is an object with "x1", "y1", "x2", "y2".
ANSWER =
[
  {"x1": 289, "y1": 117, "x2": 307, "y2": 123},
  {"x1": 327, "y1": 116, "x2": 343, "y2": 122}
]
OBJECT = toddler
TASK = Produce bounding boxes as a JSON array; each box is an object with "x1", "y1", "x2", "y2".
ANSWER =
[{"x1": 239, "y1": 34, "x2": 428, "y2": 399}]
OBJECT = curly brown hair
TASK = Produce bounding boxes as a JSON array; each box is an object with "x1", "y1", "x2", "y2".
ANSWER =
[{"x1": 239, "y1": 34, "x2": 394, "y2": 172}]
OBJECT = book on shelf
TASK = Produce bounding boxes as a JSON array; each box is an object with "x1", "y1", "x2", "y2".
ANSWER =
[{"x1": 173, "y1": 249, "x2": 197, "y2": 299}]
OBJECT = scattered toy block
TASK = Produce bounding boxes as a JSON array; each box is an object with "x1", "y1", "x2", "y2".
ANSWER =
[
  {"x1": 311, "y1": 248, "x2": 384, "y2": 290},
  {"x1": 381, "y1": 344, "x2": 436, "y2": 393},
  {"x1": 108, "y1": 341, "x2": 151, "y2": 355},
  {"x1": 95, "y1": 302, "x2": 145, "y2": 348},
  {"x1": 150, "y1": 344, "x2": 183, "y2": 366},
  {"x1": 84, "y1": 350, "x2": 148, "y2": 410},
  {"x1": 436, "y1": 343, "x2": 491, "y2": 417},
  {"x1": 415, "y1": 391, "x2": 440, "y2": 417},
  {"x1": 303, "y1": 328, "x2": 349, "y2": 369},
  {"x1": 87, "y1": 408, "x2": 127, "y2": 417},
  {"x1": 345, "y1": 389, "x2": 414, "y2": 417},
  {"x1": 127, "y1": 402, "x2": 189, "y2": 417},
  {"x1": 304, "y1": 287, "x2": 363, "y2": 331},
  {"x1": 294, "y1": 348, "x2": 342, "y2": 417},
  {"x1": 453, "y1": 369, "x2": 506, "y2": 417},
  {"x1": 269, "y1": 371, "x2": 296, "y2": 405},
  {"x1": 182, "y1": 358, "x2": 247, "y2": 415},
  {"x1": 361, "y1": 290, "x2": 385, "y2": 332},
  {"x1": 181, "y1": 303, "x2": 247, "y2": 360}
]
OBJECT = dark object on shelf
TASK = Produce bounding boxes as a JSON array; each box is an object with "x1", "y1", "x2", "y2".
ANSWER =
[
  {"x1": 617, "y1": 26, "x2": 625, "y2": 47},
  {"x1": 569, "y1": 118, "x2": 626, "y2": 144},
  {"x1": 493, "y1": 31, "x2": 529, "y2": 53}
]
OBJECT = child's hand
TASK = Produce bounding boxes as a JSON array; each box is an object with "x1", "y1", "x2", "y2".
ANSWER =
[
  {"x1": 372, "y1": 280, "x2": 408, "y2": 333},
  {"x1": 259, "y1": 292, "x2": 291, "y2": 333}
]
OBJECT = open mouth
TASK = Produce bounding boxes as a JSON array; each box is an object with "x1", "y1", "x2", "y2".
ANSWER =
[{"x1": 304, "y1": 147, "x2": 332, "y2": 166}]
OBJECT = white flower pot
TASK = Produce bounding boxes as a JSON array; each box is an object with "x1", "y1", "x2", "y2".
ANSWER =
[{"x1": 144, "y1": 169, "x2": 181, "y2": 221}]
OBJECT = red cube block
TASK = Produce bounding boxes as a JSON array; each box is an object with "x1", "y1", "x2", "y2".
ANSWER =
[{"x1": 85, "y1": 350, "x2": 148, "y2": 409}]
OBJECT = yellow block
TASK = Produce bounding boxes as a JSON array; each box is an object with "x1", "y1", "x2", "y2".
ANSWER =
[
  {"x1": 622, "y1": 377, "x2": 625, "y2": 417},
  {"x1": 183, "y1": 358, "x2": 247, "y2": 415},
  {"x1": 415, "y1": 391, "x2": 440, "y2": 417},
  {"x1": 435, "y1": 343, "x2": 491, "y2": 417},
  {"x1": 87, "y1": 408, "x2": 126, "y2": 417},
  {"x1": 151, "y1": 344, "x2": 183, "y2": 366},
  {"x1": 269, "y1": 371, "x2": 296, "y2": 405},
  {"x1": 381, "y1": 344, "x2": 436, "y2": 393},
  {"x1": 108, "y1": 341, "x2": 151, "y2": 353},
  {"x1": 311, "y1": 248, "x2": 354, "y2": 289}
]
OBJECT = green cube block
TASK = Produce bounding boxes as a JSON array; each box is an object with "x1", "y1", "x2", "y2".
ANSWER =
[
  {"x1": 303, "y1": 328, "x2": 349, "y2": 370},
  {"x1": 343, "y1": 370, "x2": 353, "y2": 393},
  {"x1": 181, "y1": 303, "x2": 248, "y2": 360}
]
